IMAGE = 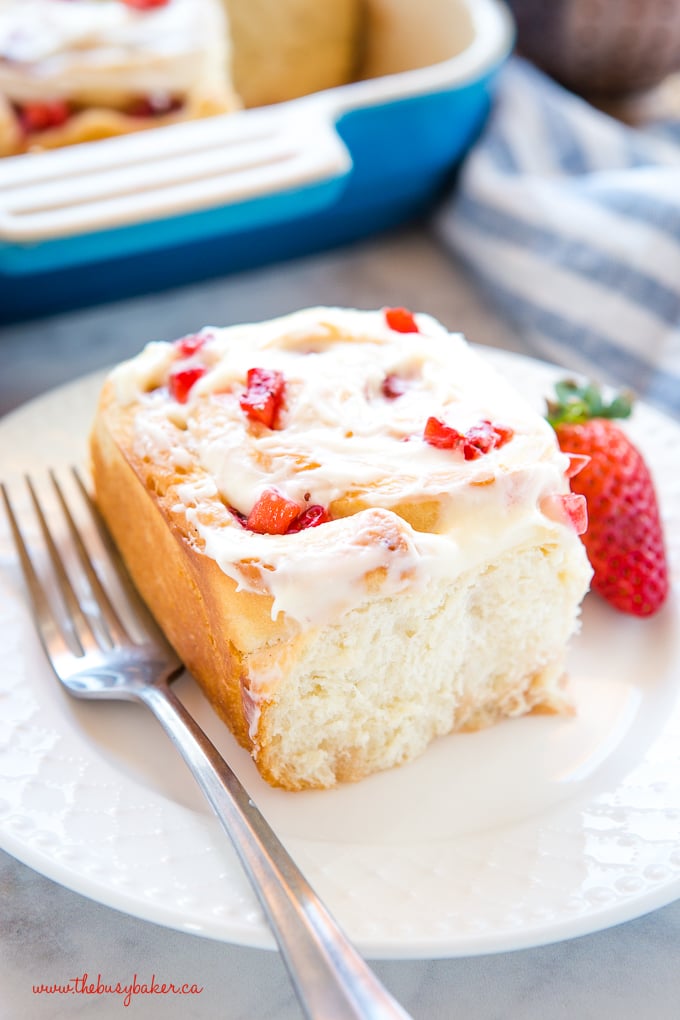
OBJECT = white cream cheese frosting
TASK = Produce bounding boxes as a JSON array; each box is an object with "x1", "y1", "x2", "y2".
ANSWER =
[
  {"x1": 108, "y1": 307, "x2": 586, "y2": 626},
  {"x1": 0, "y1": 0, "x2": 228, "y2": 104}
]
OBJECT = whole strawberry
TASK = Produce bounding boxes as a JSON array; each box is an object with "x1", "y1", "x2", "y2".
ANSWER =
[{"x1": 547, "y1": 381, "x2": 668, "y2": 617}]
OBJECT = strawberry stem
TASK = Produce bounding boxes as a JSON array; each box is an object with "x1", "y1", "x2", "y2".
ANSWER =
[{"x1": 546, "y1": 379, "x2": 634, "y2": 426}]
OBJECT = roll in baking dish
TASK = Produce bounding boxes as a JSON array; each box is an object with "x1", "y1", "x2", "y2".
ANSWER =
[
  {"x1": 0, "y1": 0, "x2": 238, "y2": 156},
  {"x1": 0, "y1": 0, "x2": 363, "y2": 156}
]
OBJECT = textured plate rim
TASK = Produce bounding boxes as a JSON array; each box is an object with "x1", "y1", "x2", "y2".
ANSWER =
[{"x1": 0, "y1": 347, "x2": 678, "y2": 960}]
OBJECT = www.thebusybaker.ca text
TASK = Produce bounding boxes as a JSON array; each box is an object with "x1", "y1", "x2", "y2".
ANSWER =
[{"x1": 32, "y1": 972, "x2": 204, "y2": 1008}]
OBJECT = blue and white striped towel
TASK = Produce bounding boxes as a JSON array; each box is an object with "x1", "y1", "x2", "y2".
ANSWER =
[{"x1": 435, "y1": 58, "x2": 680, "y2": 418}]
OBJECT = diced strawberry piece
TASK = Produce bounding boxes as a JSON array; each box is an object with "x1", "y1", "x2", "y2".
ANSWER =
[
  {"x1": 240, "y1": 367, "x2": 285, "y2": 429},
  {"x1": 491, "y1": 423, "x2": 514, "y2": 447},
  {"x1": 423, "y1": 416, "x2": 463, "y2": 450},
  {"x1": 384, "y1": 307, "x2": 419, "y2": 334},
  {"x1": 565, "y1": 453, "x2": 590, "y2": 479},
  {"x1": 169, "y1": 365, "x2": 207, "y2": 403},
  {"x1": 122, "y1": 0, "x2": 170, "y2": 9},
  {"x1": 127, "y1": 92, "x2": 182, "y2": 118},
  {"x1": 463, "y1": 420, "x2": 498, "y2": 459},
  {"x1": 382, "y1": 374, "x2": 408, "y2": 399},
  {"x1": 563, "y1": 493, "x2": 588, "y2": 534},
  {"x1": 424, "y1": 416, "x2": 513, "y2": 456},
  {"x1": 541, "y1": 493, "x2": 588, "y2": 535},
  {"x1": 18, "y1": 99, "x2": 70, "y2": 134},
  {"x1": 462, "y1": 420, "x2": 514, "y2": 460},
  {"x1": 173, "y1": 333, "x2": 207, "y2": 358},
  {"x1": 286, "y1": 505, "x2": 331, "y2": 532},
  {"x1": 246, "y1": 490, "x2": 301, "y2": 535}
]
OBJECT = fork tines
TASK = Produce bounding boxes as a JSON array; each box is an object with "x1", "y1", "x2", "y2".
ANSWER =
[{"x1": 1, "y1": 469, "x2": 152, "y2": 661}]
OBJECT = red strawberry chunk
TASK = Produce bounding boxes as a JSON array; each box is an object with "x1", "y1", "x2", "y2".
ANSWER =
[
  {"x1": 490, "y1": 423, "x2": 515, "y2": 447},
  {"x1": 286, "y1": 505, "x2": 331, "y2": 532},
  {"x1": 122, "y1": 0, "x2": 170, "y2": 9},
  {"x1": 423, "y1": 416, "x2": 463, "y2": 450},
  {"x1": 463, "y1": 420, "x2": 514, "y2": 460},
  {"x1": 462, "y1": 420, "x2": 498, "y2": 459},
  {"x1": 384, "y1": 307, "x2": 419, "y2": 334},
  {"x1": 565, "y1": 453, "x2": 590, "y2": 479},
  {"x1": 173, "y1": 333, "x2": 207, "y2": 358},
  {"x1": 169, "y1": 365, "x2": 207, "y2": 403},
  {"x1": 562, "y1": 493, "x2": 588, "y2": 535},
  {"x1": 246, "y1": 490, "x2": 301, "y2": 535},
  {"x1": 381, "y1": 373, "x2": 411, "y2": 399},
  {"x1": 127, "y1": 92, "x2": 183, "y2": 118},
  {"x1": 382, "y1": 374, "x2": 408, "y2": 399},
  {"x1": 18, "y1": 99, "x2": 70, "y2": 134},
  {"x1": 240, "y1": 367, "x2": 285, "y2": 428},
  {"x1": 424, "y1": 417, "x2": 513, "y2": 455},
  {"x1": 541, "y1": 493, "x2": 588, "y2": 535}
]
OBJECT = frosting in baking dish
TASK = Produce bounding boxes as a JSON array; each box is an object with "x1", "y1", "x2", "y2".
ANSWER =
[
  {"x1": 0, "y1": 0, "x2": 227, "y2": 104},
  {"x1": 108, "y1": 307, "x2": 582, "y2": 625}
]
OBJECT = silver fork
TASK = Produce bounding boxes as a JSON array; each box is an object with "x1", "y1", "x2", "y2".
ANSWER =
[{"x1": 2, "y1": 469, "x2": 413, "y2": 1020}]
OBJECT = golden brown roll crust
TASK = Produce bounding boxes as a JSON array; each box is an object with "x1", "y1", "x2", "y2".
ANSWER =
[{"x1": 91, "y1": 382, "x2": 298, "y2": 750}]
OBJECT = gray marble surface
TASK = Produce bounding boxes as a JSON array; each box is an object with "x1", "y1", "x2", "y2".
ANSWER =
[{"x1": 1, "y1": 227, "x2": 679, "y2": 1019}]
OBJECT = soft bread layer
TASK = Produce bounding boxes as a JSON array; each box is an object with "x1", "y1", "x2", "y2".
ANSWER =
[{"x1": 253, "y1": 542, "x2": 588, "y2": 789}]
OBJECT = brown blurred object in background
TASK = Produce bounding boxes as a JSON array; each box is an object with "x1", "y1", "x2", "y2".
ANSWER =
[
  {"x1": 506, "y1": 0, "x2": 680, "y2": 98},
  {"x1": 222, "y1": 0, "x2": 363, "y2": 107}
]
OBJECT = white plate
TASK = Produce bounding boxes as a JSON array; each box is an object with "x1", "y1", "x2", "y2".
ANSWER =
[{"x1": 0, "y1": 349, "x2": 679, "y2": 960}]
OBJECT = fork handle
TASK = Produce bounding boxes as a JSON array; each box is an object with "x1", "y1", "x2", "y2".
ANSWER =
[{"x1": 140, "y1": 681, "x2": 414, "y2": 1020}]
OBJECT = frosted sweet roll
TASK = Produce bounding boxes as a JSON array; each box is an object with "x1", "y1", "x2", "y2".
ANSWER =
[{"x1": 90, "y1": 307, "x2": 593, "y2": 790}]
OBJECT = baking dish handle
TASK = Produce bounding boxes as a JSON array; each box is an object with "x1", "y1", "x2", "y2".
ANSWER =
[{"x1": 0, "y1": 102, "x2": 353, "y2": 244}]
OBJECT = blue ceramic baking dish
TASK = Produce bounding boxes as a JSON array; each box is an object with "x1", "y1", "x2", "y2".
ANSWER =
[{"x1": 0, "y1": 0, "x2": 513, "y2": 323}]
